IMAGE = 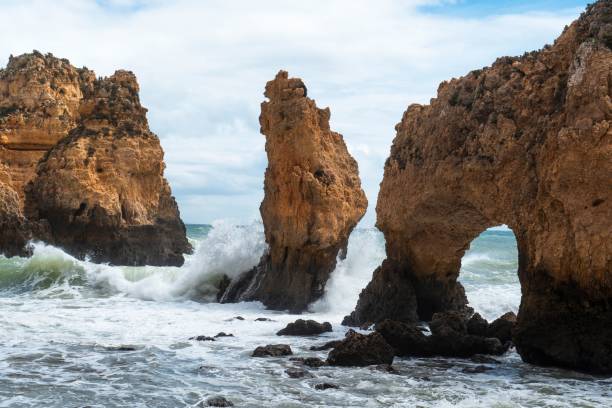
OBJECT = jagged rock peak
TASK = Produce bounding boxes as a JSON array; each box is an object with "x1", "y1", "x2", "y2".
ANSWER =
[{"x1": 220, "y1": 70, "x2": 367, "y2": 312}]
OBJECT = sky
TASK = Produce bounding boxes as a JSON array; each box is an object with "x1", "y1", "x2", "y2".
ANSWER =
[{"x1": 0, "y1": 0, "x2": 590, "y2": 225}]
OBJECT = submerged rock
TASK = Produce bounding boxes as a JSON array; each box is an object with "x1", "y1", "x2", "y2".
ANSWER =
[
  {"x1": 461, "y1": 365, "x2": 493, "y2": 374},
  {"x1": 204, "y1": 396, "x2": 234, "y2": 407},
  {"x1": 309, "y1": 340, "x2": 342, "y2": 351},
  {"x1": 303, "y1": 357, "x2": 326, "y2": 368},
  {"x1": 0, "y1": 52, "x2": 190, "y2": 265},
  {"x1": 327, "y1": 330, "x2": 394, "y2": 367},
  {"x1": 276, "y1": 319, "x2": 332, "y2": 336},
  {"x1": 214, "y1": 332, "x2": 234, "y2": 338},
  {"x1": 220, "y1": 71, "x2": 367, "y2": 312},
  {"x1": 345, "y1": 0, "x2": 612, "y2": 373},
  {"x1": 285, "y1": 367, "x2": 310, "y2": 378},
  {"x1": 252, "y1": 344, "x2": 292, "y2": 357},
  {"x1": 314, "y1": 383, "x2": 339, "y2": 390},
  {"x1": 190, "y1": 336, "x2": 216, "y2": 342}
]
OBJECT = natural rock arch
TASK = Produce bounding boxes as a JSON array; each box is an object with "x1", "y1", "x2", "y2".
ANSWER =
[{"x1": 345, "y1": 1, "x2": 612, "y2": 373}]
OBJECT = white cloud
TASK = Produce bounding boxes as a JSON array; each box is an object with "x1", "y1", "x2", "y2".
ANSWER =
[{"x1": 0, "y1": 0, "x2": 584, "y2": 224}]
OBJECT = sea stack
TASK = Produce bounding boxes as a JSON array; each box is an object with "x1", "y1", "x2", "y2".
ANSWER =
[
  {"x1": 345, "y1": 1, "x2": 612, "y2": 374},
  {"x1": 221, "y1": 71, "x2": 367, "y2": 312},
  {"x1": 0, "y1": 52, "x2": 191, "y2": 265}
]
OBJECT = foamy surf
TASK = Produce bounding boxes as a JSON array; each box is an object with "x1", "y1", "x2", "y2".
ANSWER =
[{"x1": 2, "y1": 223, "x2": 609, "y2": 407}]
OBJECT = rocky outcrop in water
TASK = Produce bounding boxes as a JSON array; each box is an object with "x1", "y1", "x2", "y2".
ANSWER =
[
  {"x1": 326, "y1": 330, "x2": 394, "y2": 367},
  {"x1": 221, "y1": 71, "x2": 367, "y2": 312},
  {"x1": 375, "y1": 314, "x2": 509, "y2": 358},
  {"x1": 276, "y1": 319, "x2": 332, "y2": 336},
  {"x1": 346, "y1": 1, "x2": 612, "y2": 373},
  {"x1": 0, "y1": 52, "x2": 190, "y2": 265}
]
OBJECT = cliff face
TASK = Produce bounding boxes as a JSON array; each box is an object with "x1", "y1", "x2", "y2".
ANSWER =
[
  {"x1": 0, "y1": 162, "x2": 32, "y2": 256},
  {"x1": 0, "y1": 52, "x2": 92, "y2": 207},
  {"x1": 221, "y1": 71, "x2": 367, "y2": 312},
  {"x1": 0, "y1": 52, "x2": 190, "y2": 266},
  {"x1": 346, "y1": 1, "x2": 612, "y2": 373}
]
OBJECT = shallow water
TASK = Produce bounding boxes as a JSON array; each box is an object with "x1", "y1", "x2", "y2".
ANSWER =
[{"x1": 1, "y1": 224, "x2": 610, "y2": 407}]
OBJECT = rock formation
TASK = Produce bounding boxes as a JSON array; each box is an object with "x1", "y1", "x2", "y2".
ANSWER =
[
  {"x1": 346, "y1": 1, "x2": 612, "y2": 373},
  {"x1": 221, "y1": 71, "x2": 367, "y2": 311},
  {"x1": 326, "y1": 330, "x2": 394, "y2": 367},
  {"x1": 0, "y1": 52, "x2": 87, "y2": 208},
  {"x1": 0, "y1": 52, "x2": 190, "y2": 265},
  {"x1": 0, "y1": 162, "x2": 36, "y2": 256}
]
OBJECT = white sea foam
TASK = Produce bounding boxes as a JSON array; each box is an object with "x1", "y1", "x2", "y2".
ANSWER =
[
  {"x1": 1, "y1": 224, "x2": 610, "y2": 407},
  {"x1": 311, "y1": 228, "x2": 385, "y2": 317}
]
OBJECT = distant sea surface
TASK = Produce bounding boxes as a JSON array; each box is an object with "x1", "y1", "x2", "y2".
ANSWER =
[{"x1": 1, "y1": 223, "x2": 610, "y2": 407}]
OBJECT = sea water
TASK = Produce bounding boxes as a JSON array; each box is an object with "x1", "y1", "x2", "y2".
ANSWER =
[{"x1": 0, "y1": 223, "x2": 610, "y2": 407}]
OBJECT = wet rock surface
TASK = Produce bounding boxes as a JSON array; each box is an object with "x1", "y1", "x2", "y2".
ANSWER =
[
  {"x1": 375, "y1": 313, "x2": 511, "y2": 358},
  {"x1": 345, "y1": 0, "x2": 612, "y2": 373},
  {"x1": 309, "y1": 340, "x2": 342, "y2": 351},
  {"x1": 276, "y1": 319, "x2": 332, "y2": 336},
  {"x1": 252, "y1": 344, "x2": 292, "y2": 357},
  {"x1": 327, "y1": 330, "x2": 394, "y2": 367},
  {"x1": 220, "y1": 70, "x2": 367, "y2": 312},
  {"x1": 285, "y1": 367, "x2": 310, "y2": 378},
  {"x1": 204, "y1": 396, "x2": 234, "y2": 407},
  {"x1": 314, "y1": 383, "x2": 339, "y2": 390}
]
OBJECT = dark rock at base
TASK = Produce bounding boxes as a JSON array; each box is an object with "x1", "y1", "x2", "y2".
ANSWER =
[
  {"x1": 374, "y1": 319, "x2": 430, "y2": 356},
  {"x1": 461, "y1": 365, "x2": 493, "y2": 374},
  {"x1": 252, "y1": 344, "x2": 292, "y2": 357},
  {"x1": 314, "y1": 383, "x2": 339, "y2": 390},
  {"x1": 234, "y1": 316, "x2": 245, "y2": 321},
  {"x1": 467, "y1": 313, "x2": 489, "y2": 337},
  {"x1": 430, "y1": 311, "x2": 469, "y2": 337},
  {"x1": 214, "y1": 332, "x2": 234, "y2": 338},
  {"x1": 277, "y1": 319, "x2": 332, "y2": 336},
  {"x1": 375, "y1": 316, "x2": 509, "y2": 358},
  {"x1": 310, "y1": 340, "x2": 342, "y2": 351},
  {"x1": 488, "y1": 312, "x2": 516, "y2": 343},
  {"x1": 255, "y1": 317, "x2": 274, "y2": 322},
  {"x1": 289, "y1": 357, "x2": 305, "y2": 363},
  {"x1": 342, "y1": 261, "x2": 419, "y2": 327},
  {"x1": 285, "y1": 368, "x2": 310, "y2": 378},
  {"x1": 205, "y1": 396, "x2": 234, "y2": 407},
  {"x1": 372, "y1": 364, "x2": 399, "y2": 374},
  {"x1": 327, "y1": 330, "x2": 394, "y2": 367},
  {"x1": 470, "y1": 354, "x2": 502, "y2": 364},
  {"x1": 304, "y1": 357, "x2": 326, "y2": 368},
  {"x1": 216, "y1": 275, "x2": 231, "y2": 302},
  {"x1": 190, "y1": 336, "x2": 216, "y2": 341}
]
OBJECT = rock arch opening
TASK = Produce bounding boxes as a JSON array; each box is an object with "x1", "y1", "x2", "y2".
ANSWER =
[{"x1": 458, "y1": 226, "x2": 520, "y2": 321}]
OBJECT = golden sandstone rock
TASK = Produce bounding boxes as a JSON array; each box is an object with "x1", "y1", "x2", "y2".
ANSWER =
[
  {"x1": 345, "y1": 1, "x2": 612, "y2": 373},
  {"x1": 0, "y1": 52, "x2": 190, "y2": 265},
  {"x1": 221, "y1": 71, "x2": 367, "y2": 312}
]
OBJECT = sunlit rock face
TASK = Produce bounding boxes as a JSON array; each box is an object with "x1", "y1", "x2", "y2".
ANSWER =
[
  {"x1": 0, "y1": 52, "x2": 190, "y2": 266},
  {"x1": 346, "y1": 1, "x2": 612, "y2": 373},
  {"x1": 221, "y1": 71, "x2": 367, "y2": 312},
  {"x1": 0, "y1": 52, "x2": 90, "y2": 208}
]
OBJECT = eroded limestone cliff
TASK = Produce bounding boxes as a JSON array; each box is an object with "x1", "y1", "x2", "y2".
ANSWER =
[
  {"x1": 221, "y1": 71, "x2": 367, "y2": 312},
  {"x1": 0, "y1": 52, "x2": 190, "y2": 266},
  {"x1": 346, "y1": 1, "x2": 612, "y2": 373},
  {"x1": 0, "y1": 52, "x2": 91, "y2": 207}
]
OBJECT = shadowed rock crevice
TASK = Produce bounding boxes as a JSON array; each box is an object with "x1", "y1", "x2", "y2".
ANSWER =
[
  {"x1": 345, "y1": 1, "x2": 612, "y2": 373},
  {"x1": 220, "y1": 71, "x2": 367, "y2": 312}
]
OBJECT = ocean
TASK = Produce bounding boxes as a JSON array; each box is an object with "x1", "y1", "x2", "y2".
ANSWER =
[{"x1": 0, "y1": 223, "x2": 610, "y2": 407}]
